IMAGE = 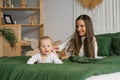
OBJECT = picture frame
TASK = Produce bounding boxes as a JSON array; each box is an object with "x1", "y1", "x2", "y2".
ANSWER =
[{"x1": 3, "y1": 14, "x2": 14, "y2": 24}]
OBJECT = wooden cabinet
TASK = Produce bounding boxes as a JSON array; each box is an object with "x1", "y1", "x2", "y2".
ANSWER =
[
  {"x1": 0, "y1": 0, "x2": 44, "y2": 56},
  {"x1": 0, "y1": 0, "x2": 44, "y2": 38},
  {"x1": 0, "y1": 25, "x2": 21, "y2": 57}
]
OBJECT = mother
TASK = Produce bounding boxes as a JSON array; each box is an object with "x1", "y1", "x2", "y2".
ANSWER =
[{"x1": 56, "y1": 14, "x2": 102, "y2": 59}]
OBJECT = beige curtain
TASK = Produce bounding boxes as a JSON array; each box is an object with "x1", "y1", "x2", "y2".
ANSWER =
[{"x1": 74, "y1": 0, "x2": 120, "y2": 35}]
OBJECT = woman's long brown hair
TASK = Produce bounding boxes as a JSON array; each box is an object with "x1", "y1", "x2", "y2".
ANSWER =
[{"x1": 66, "y1": 14, "x2": 95, "y2": 58}]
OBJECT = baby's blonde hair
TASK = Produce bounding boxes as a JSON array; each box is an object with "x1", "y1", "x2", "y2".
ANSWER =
[{"x1": 38, "y1": 36, "x2": 53, "y2": 47}]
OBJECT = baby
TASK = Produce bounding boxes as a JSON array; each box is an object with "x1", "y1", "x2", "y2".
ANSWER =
[{"x1": 27, "y1": 36, "x2": 63, "y2": 64}]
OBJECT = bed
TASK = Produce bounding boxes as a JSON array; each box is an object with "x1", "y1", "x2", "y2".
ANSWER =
[{"x1": 0, "y1": 56, "x2": 120, "y2": 80}]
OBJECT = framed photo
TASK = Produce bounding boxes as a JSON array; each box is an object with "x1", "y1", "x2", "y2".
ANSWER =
[{"x1": 3, "y1": 14, "x2": 14, "y2": 24}]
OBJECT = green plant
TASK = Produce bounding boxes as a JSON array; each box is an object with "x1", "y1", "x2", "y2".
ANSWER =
[{"x1": 0, "y1": 27, "x2": 17, "y2": 47}]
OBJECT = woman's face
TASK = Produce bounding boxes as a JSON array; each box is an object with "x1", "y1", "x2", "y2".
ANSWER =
[{"x1": 76, "y1": 20, "x2": 86, "y2": 36}]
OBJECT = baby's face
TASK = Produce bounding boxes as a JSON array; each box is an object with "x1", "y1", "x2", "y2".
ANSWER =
[{"x1": 39, "y1": 39, "x2": 53, "y2": 55}]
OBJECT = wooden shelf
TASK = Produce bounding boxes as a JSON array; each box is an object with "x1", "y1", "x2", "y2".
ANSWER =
[
  {"x1": 1, "y1": 24, "x2": 44, "y2": 27},
  {"x1": 0, "y1": 0, "x2": 44, "y2": 56},
  {"x1": 21, "y1": 40, "x2": 30, "y2": 46},
  {"x1": 21, "y1": 24, "x2": 41, "y2": 27},
  {"x1": 21, "y1": 44, "x2": 30, "y2": 47},
  {"x1": 1, "y1": 7, "x2": 40, "y2": 10}
]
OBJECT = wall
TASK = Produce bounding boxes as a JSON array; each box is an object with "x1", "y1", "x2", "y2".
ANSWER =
[
  {"x1": 43, "y1": 0, "x2": 74, "y2": 41},
  {"x1": 74, "y1": 0, "x2": 120, "y2": 35},
  {"x1": 43, "y1": 0, "x2": 120, "y2": 41}
]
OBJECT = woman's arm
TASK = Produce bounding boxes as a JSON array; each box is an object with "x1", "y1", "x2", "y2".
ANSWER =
[
  {"x1": 58, "y1": 39, "x2": 69, "y2": 51},
  {"x1": 57, "y1": 36, "x2": 72, "y2": 51},
  {"x1": 93, "y1": 37, "x2": 98, "y2": 58},
  {"x1": 93, "y1": 37, "x2": 104, "y2": 59},
  {"x1": 53, "y1": 36, "x2": 72, "y2": 59}
]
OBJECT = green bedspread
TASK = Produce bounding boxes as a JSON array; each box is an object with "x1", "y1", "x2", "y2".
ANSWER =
[{"x1": 0, "y1": 56, "x2": 120, "y2": 80}]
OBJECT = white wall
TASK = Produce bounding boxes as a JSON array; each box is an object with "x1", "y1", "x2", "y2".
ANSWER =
[
  {"x1": 43, "y1": 0, "x2": 74, "y2": 41},
  {"x1": 43, "y1": 0, "x2": 120, "y2": 42},
  {"x1": 74, "y1": 0, "x2": 120, "y2": 35}
]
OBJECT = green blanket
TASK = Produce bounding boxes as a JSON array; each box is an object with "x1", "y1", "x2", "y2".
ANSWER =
[
  {"x1": 0, "y1": 56, "x2": 120, "y2": 80},
  {"x1": 69, "y1": 56, "x2": 100, "y2": 63}
]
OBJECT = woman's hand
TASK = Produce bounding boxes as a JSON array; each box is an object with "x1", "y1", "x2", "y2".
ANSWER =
[{"x1": 53, "y1": 46, "x2": 60, "y2": 52}]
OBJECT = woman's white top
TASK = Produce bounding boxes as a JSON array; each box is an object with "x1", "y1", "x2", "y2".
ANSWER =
[
  {"x1": 58, "y1": 36, "x2": 103, "y2": 59},
  {"x1": 27, "y1": 52, "x2": 63, "y2": 64}
]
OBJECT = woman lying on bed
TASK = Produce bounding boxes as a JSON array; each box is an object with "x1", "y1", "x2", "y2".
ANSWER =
[{"x1": 55, "y1": 14, "x2": 103, "y2": 59}]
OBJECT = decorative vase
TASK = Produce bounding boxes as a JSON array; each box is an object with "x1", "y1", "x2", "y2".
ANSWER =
[{"x1": 20, "y1": 0, "x2": 27, "y2": 8}]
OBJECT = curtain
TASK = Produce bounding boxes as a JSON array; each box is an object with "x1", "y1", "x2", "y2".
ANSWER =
[{"x1": 73, "y1": 0, "x2": 120, "y2": 35}]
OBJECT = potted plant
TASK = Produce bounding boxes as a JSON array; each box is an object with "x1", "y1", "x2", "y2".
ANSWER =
[{"x1": 0, "y1": 27, "x2": 17, "y2": 47}]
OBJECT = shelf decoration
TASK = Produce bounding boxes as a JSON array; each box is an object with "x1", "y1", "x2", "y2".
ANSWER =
[
  {"x1": 6, "y1": 0, "x2": 12, "y2": 7},
  {"x1": 29, "y1": 15, "x2": 37, "y2": 24},
  {"x1": 3, "y1": 14, "x2": 14, "y2": 24},
  {"x1": 80, "y1": 0, "x2": 103, "y2": 10},
  {"x1": 20, "y1": 0, "x2": 27, "y2": 8},
  {"x1": 4, "y1": 0, "x2": 6, "y2": 7},
  {"x1": 0, "y1": 0, "x2": 2, "y2": 7}
]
